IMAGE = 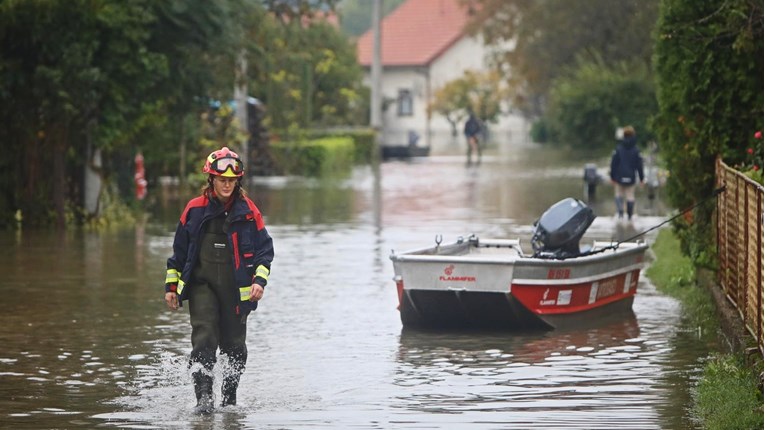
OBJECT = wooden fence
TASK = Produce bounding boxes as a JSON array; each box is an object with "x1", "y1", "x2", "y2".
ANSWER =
[{"x1": 716, "y1": 158, "x2": 764, "y2": 352}]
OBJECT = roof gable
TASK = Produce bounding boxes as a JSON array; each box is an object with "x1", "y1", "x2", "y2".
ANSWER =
[{"x1": 356, "y1": 0, "x2": 471, "y2": 67}]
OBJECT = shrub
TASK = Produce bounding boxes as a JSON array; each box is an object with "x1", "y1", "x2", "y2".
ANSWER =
[
  {"x1": 652, "y1": 0, "x2": 763, "y2": 265},
  {"x1": 545, "y1": 57, "x2": 656, "y2": 150},
  {"x1": 305, "y1": 128, "x2": 377, "y2": 164},
  {"x1": 529, "y1": 119, "x2": 549, "y2": 143},
  {"x1": 271, "y1": 136, "x2": 355, "y2": 177}
]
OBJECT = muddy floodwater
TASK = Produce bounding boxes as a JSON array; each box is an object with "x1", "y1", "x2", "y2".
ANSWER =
[{"x1": 0, "y1": 143, "x2": 715, "y2": 429}]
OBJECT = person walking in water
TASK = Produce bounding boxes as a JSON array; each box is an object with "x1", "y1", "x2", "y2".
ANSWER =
[
  {"x1": 464, "y1": 111, "x2": 482, "y2": 165},
  {"x1": 164, "y1": 147, "x2": 274, "y2": 414},
  {"x1": 609, "y1": 126, "x2": 645, "y2": 220}
]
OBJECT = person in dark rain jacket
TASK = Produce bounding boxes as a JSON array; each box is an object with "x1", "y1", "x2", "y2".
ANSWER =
[
  {"x1": 464, "y1": 111, "x2": 482, "y2": 165},
  {"x1": 164, "y1": 146, "x2": 274, "y2": 414},
  {"x1": 609, "y1": 126, "x2": 645, "y2": 220}
]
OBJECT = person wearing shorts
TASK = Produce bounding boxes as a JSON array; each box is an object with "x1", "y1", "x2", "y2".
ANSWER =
[{"x1": 609, "y1": 126, "x2": 645, "y2": 220}]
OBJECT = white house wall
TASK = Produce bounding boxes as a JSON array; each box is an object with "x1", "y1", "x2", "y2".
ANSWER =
[
  {"x1": 366, "y1": 36, "x2": 526, "y2": 154},
  {"x1": 375, "y1": 67, "x2": 426, "y2": 149}
]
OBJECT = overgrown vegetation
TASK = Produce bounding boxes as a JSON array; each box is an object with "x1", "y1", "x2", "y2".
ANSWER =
[
  {"x1": 695, "y1": 354, "x2": 764, "y2": 430},
  {"x1": 646, "y1": 228, "x2": 717, "y2": 332},
  {"x1": 84, "y1": 185, "x2": 139, "y2": 230},
  {"x1": 467, "y1": 0, "x2": 659, "y2": 150},
  {"x1": 252, "y1": 11, "x2": 367, "y2": 130},
  {"x1": 652, "y1": 0, "x2": 764, "y2": 266},
  {"x1": 647, "y1": 228, "x2": 764, "y2": 429},
  {"x1": 0, "y1": 0, "x2": 363, "y2": 228},
  {"x1": 469, "y1": 0, "x2": 658, "y2": 118},
  {"x1": 543, "y1": 57, "x2": 657, "y2": 150}
]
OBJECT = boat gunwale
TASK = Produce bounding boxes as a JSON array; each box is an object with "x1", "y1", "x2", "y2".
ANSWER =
[
  {"x1": 390, "y1": 240, "x2": 648, "y2": 266},
  {"x1": 511, "y1": 263, "x2": 644, "y2": 286}
]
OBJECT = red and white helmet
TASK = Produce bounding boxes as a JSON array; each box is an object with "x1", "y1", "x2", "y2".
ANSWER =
[{"x1": 203, "y1": 147, "x2": 244, "y2": 178}]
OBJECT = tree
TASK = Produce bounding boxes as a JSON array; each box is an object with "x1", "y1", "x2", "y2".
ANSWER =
[
  {"x1": 544, "y1": 56, "x2": 657, "y2": 150},
  {"x1": 465, "y1": 0, "x2": 658, "y2": 117},
  {"x1": 0, "y1": 0, "x2": 170, "y2": 227},
  {"x1": 245, "y1": 6, "x2": 365, "y2": 130},
  {"x1": 430, "y1": 70, "x2": 507, "y2": 136},
  {"x1": 299, "y1": 22, "x2": 366, "y2": 127},
  {"x1": 0, "y1": 0, "x2": 237, "y2": 227},
  {"x1": 337, "y1": 0, "x2": 405, "y2": 36},
  {"x1": 430, "y1": 77, "x2": 472, "y2": 137},
  {"x1": 653, "y1": 0, "x2": 763, "y2": 265},
  {"x1": 141, "y1": 0, "x2": 237, "y2": 188},
  {"x1": 0, "y1": 0, "x2": 366, "y2": 227}
]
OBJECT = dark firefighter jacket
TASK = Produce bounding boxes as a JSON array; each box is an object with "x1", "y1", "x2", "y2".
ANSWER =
[{"x1": 165, "y1": 192, "x2": 274, "y2": 312}]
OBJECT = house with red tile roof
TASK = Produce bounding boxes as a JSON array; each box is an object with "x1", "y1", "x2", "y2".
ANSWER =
[{"x1": 356, "y1": 0, "x2": 522, "y2": 155}]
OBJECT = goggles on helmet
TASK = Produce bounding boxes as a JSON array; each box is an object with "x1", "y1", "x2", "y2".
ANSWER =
[{"x1": 210, "y1": 157, "x2": 243, "y2": 175}]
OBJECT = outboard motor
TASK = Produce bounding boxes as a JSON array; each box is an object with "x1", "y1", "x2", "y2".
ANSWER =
[{"x1": 531, "y1": 198, "x2": 596, "y2": 258}]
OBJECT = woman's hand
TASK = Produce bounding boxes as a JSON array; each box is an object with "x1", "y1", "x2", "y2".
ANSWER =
[
  {"x1": 249, "y1": 284, "x2": 264, "y2": 302},
  {"x1": 165, "y1": 292, "x2": 179, "y2": 310}
]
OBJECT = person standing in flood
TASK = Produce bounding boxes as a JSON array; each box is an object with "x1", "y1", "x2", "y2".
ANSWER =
[
  {"x1": 164, "y1": 147, "x2": 274, "y2": 414},
  {"x1": 609, "y1": 126, "x2": 645, "y2": 220},
  {"x1": 464, "y1": 111, "x2": 482, "y2": 165}
]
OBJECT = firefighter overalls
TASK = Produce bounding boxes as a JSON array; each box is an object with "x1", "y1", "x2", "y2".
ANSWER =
[{"x1": 188, "y1": 212, "x2": 246, "y2": 409}]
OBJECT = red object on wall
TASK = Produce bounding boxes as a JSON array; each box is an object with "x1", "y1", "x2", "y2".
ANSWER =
[{"x1": 134, "y1": 152, "x2": 147, "y2": 200}]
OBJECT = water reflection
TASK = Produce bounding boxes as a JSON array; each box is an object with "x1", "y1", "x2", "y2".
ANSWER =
[
  {"x1": 397, "y1": 313, "x2": 641, "y2": 371},
  {"x1": 392, "y1": 315, "x2": 668, "y2": 428}
]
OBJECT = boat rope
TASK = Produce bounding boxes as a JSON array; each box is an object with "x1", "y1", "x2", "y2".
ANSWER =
[
  {"x1": 555, "y1": 186, "x2": 727, "y2": 260},
  {"x1": 615, "y1": 185, "x2": 726, "y2": 245}
]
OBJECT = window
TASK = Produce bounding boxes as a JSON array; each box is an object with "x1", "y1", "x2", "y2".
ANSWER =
[{"x1": 397, "y1": 89, "x2": 413, "y2": 116}]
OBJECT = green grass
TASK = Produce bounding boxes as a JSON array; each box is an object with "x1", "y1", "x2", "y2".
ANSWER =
[
  {"x1": 645, "y1": 227, "x2": 694, "y2": 286},
  {"x1": 646, "y1": 228, "x2": 717, "y2": 332},
  {"x1": 647, "y1": 228, "x2": 764, "y2": 430},
  {"x1": 694, "y1": 354, "x2": 763, "y2": 430}
]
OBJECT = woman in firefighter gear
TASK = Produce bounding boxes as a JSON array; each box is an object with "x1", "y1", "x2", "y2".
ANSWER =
[{"x1": 164, "y1": 147, "x2": 274, "y2": 414}]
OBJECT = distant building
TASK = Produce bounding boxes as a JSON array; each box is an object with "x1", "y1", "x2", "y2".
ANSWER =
[{"x1": 356, "y1": 0, "x2": 524, "y2": 154}]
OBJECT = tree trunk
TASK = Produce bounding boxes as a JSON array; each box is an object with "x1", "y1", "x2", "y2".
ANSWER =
[
  {"x1": 83, "y1": 142, "x2": 103, "y2": 217},
  {"x1": 51, "y1": 126, "x2": 67, "y2": 229},
  {"x1": 24, "y1": 138, "x2": 41, "y2": 199}
]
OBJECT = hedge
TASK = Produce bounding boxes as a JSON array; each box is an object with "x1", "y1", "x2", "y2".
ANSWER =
[{"x1": 271, "y1": 136, "x2": 356, "y2": 177}]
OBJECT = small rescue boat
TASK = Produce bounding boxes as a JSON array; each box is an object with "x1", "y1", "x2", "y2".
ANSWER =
[{"x1": 390, "y1": 198, "x2": 649, "y2": 329}]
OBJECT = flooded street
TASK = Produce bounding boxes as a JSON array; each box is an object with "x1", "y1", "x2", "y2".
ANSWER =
[{"x1": 0, "y1": 143, "x2": 711, "y2": 429}]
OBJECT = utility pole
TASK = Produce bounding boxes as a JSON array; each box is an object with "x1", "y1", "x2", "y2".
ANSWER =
[
  {"x1": 370, "y1": 0, "x2": 382, "y2": 145},
  {"x1": 234, "y1": 49, "x2": 249, "y2": 173},
  {"x1": 370, "y1": 0, "x2": 383, "y2": 230}
]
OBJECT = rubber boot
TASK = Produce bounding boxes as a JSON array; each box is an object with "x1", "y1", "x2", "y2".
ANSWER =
[
  {"x1": 627, "y1": 201, "x2": 635, "y2": 220},
  {"x1": 221, "y1": 374, "x2": 240, "y2": 407},
  {"x1": 614, "y1": 196, "x2": 624, "y2": 219},
  {"x1": 193, "y1": 373, "x2": 214, "y2": 415}
]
